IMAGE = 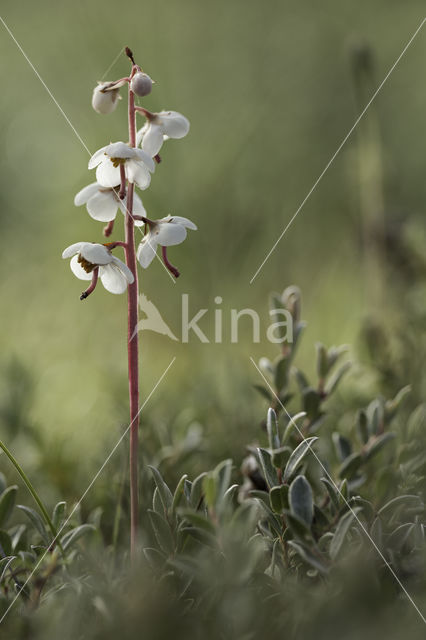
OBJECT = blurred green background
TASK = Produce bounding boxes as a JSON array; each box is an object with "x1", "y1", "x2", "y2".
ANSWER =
[{"x1": 0, "y1": 0, "x2": 425, "y2": 484}]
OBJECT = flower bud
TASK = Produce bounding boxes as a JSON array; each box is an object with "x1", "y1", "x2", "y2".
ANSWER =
[
  {"x1": 130, "y1": 72, "x2": 153, "y2": 97},
  {"x1": 92, "y1": 83, "x2": 120, "y2": 114}
]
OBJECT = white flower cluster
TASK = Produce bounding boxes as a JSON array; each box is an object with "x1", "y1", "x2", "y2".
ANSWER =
[{"x1": 63, "y1": 55, "x2": 196, "y2": 298}]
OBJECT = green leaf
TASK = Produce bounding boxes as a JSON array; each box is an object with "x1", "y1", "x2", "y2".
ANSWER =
[
  {"x1": 365, "y1": 433, "x2": 395, "y2": 460},
  {"x1": 356, "y1": 410, "x2": 369, "y2": 445},
  {"x1": 153, "y1": 488, "x2": 163, "y2": 514},
  {"x1": 257, "y1": 448, "x2": 279, "y2": 489},
  {"x1": 0, "y1": 473, "x2": 6, "y2": 496},
  {"x1": 326, "y1": 345, "x2": 348, "y2": 371},
  {"x1": 324, "y1": 361, "x2": 351, "y2": 395},
  {"x1": 281, "y1": 412, "x2": 306, "y2": 445},
  {"x1": 61, "y1": 524, "x2": 95, "y2": 551},
  {"x1": 289, "y1": 475, "x2": 313, "y2": 526},
  {"x1": 295, "y1": 369, "x2": 310, "y2": 391},
  {"x1": 274, "y1": 356, "x2": 291, "y2": 392},
  {"x1": 148, "y1": 466, "x2": 173, "y2": 512},
  {"x1": 190, "y1": 473, "x2": 207, "y2": 509},
  {"x1": 143, "y1": 547, "x2": 166, "y2": 570},
  {"x1": 0, "y1": 530, "x2": 12, "y2": 557},
  {"x1": 17, "y1": 505, "x2": 49, "y2": 544},
  {"x1": 329, "y1": 507, "x2": 362, "y2": 560},
  {"x1": 332, "y1": 433, "x2": 352, "y2": 461},
  {"x1": 385, "y1": 386, "x2": 410, "y2": 420},
  {"x1": 180, "y1": 525, "x2": 218, "y2": 549},
  {"x1": 172, "y1": 474, "x2": 188, "y2": 514},
  {"x1": 269, "y1": 485, "x2": 289, "y2": 514},
  {"x1": 0, "y1": 486, "x2": 18, "y2": 528},
  {"x1": 0, "y1": 555, "x2": 16, "y2": 582},
  {"x1": 338, "y1": 452, "x2": 363, "y2": 479},
  {"x1": 178, "y1": 510, "x2": 215, "y2": 534},
  {"x1": 221, "y1": 484, "x2": 239, "y2": 514},
  {"x1": 387, "y1": 523, "x2": 416, "y2": 552},
  {"x1": 321, "y1": 478, "x2": 340, "y2": 510},
  {"x1": 302, "y1": 388, "x2": 321, "y2": 420},
  {"x1": 283, "y1": 437, "x2": 318, "y2": 483},
  {"x1": 378, "y1": 495, "x2": 424, "y2": 518},
  {"x1": 148, "y1": 510, "x2": 175, "y2": 555},
  {"x1": 202, "y1": 474, "x2": 217, "y2": 510},
  {"x1": 52, "y1": 501, "x2": 66, "y2": 530},
  {"x1": 216, "y1": 459, "x2": 233, "y2": 502},
  {"x1": 271, "y1": 446, "x2": 292, "y2": 470},
  {"x1": 288, "y1": 540, "x2": 329, "y2": 574},
  {"x1": 316, "y1": 343, "x2": 328, "y2": 379},
  {"x1": 266, "y1": 408, "x2": 280, "y2": 450},
  {"x1": 253, "y1": 384, "x2": 274, "y2": 402},
  {"x1": 368, "y1": 400, "x2": 384, "y2": 436},
  {"x1": 283, "y1": 510, "x2": 313, "y2": 542},
  {"x1": 339, "y1": 479, "x2": 348, "y2": 502}
]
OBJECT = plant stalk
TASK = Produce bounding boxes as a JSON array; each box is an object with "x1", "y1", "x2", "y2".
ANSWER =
[{"x1": 125, "y1": 77, "x2": 140, "y2": 559}]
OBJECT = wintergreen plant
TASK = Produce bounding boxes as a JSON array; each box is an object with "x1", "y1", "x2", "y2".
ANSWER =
[{"x1": 61, "y1": 47, "x2": 194, "y2": 557}]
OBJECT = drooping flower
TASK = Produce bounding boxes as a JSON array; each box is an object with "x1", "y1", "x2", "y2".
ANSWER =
[
  {"x1": 88, "y1": 142, "x2": 155, "y2": 190},
  {"x1": 136, "y1": 215, "x2": 196, "y2": 269},
  {"x1": 62, "y1": 242, "x2": 134, "y2": 295},
  {"x1": 91, "y1": 82, "x2": 121, "y2": 114},
  {"x1": 136, "y1": 111, "x2": 190, "y2": 157},
  {"x1": 74, "y1": 182, "x2": 146, "y2": 225}
]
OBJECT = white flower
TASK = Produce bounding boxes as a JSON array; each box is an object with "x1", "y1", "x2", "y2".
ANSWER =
[
  {"x1": 91, "y1": 83, "x2": 121, "y2": 114},
  {"x1": 88, "y1": 142, "x2": 155, "y2": 190},
  {"x1": 136, "y1": 215, "x2": 197, "y2": 268},
  {"x1": 62, "y1": 242, "x2": 134, "y2": 294},
  {"x1": 74, "y1": 182, "x2": 146, "y2": 226},
  {"x1": 136, "y1": 111, "x2": 190, "y2": 157}
]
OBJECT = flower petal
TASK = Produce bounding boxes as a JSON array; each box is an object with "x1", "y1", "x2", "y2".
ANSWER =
[
  {"x1": 74, "y1": 183, "x2": 100, "y2": 206},
  {"x1": 62, "y1": 242, "x2": 83, "y2": 259},
  {"x1": 141, "y1": 124, "x2": 164, "y2": 157},
  {"x1": 79, "y1": 243, "x2": 112, "y2": 265},
  {"x1": 133, "y1": 148, "x2": 155, "y2": 172},
  {"x1": 86, "y1": 190, "x2": 118, "y2": 222},
  {"x1": 70, "y1": 255, "x2": 93, "y2": 280},
  {"x1": 136, "y1": 123, "x2": 148, "y2": 147},
  {"x1": 96, "y1": 159, "x2": 122, "y2": 188},
  {"x1": 137, "y1": 237, "x2": 158, "y2": 268},
  {"x1": 158, "y1": 111, "x2": 190, "y2": 139},
  {"x1": 99, "y1": 263, "x2": 128, "y2": 294},
  {"x1": 111, "y1": 256, "x2": 135, "y2": 284},
  {"x1": 88, "y1": 146, "x2": 108, "y2": 169},
  {"x1": 161, "y1": 215, "x2": 197, "y2": 230},
  {"x1": 104, "y1": 141, "x2": 135, "y2": 159},
  {"x1": 126, "y1": 159, "x2": 151, "y2": 190},
  {"x1": 155, "y1": 222, "x2": 187, "y2": 246}
]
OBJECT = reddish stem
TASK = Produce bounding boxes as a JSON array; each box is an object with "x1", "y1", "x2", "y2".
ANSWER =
[
  {"x1": 80, "y1": 268, "x2": 99, "y2": 300},
  {"x1": 103, "y1": 220, "x2": 115, "y2": 237},
  {"x1": 104, "y1": 241, "x2": 128, "y2": 250},
  {"x1": 125, "y1": 74, "x2": 140, "y2": 560},
  {"x1": 119, "y1": 165, "x2": 126, "y2": 200},
  {"x1": 134, "y1": 106, "x2": 154, "y2": 118},
  {"x1": 162, "y1": 246, "x2": 180, "y2": 278}
]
